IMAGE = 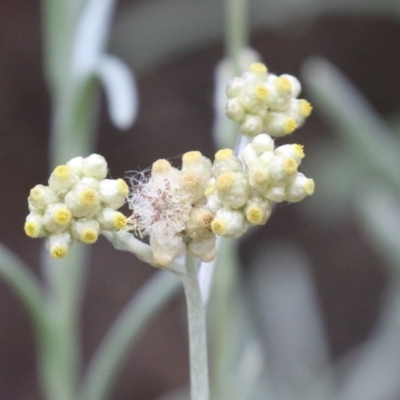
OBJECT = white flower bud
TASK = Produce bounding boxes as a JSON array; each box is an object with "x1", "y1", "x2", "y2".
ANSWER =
[
  {"x1": 274, "y1": 144, "x2": 305, "y2": 165},
  {"x1": 288, "y1": 98, "x2": 313, "y2": 126},
  {"x1": 251, "y1": 133, "x2": 274, "y2": 154},
  {"x1": 280, "y1": 74, "x2": 301, "y2": 97},
  {"x1": 285, "y1": 173, "x2": 315, "y2": 202},
  {"x1": 212, "y1": 149, "x2": 243, "y2": 177},
  {"x1": 65, "y1": 186, "x2": 101, "y2": 218},
  {"x1": 24, "y1": 212, "x2": 47, "y2": 238},
  {"x1": 226, "y1": 98, "x2": 245, "y2": 122},
  {"x1": 263, "y1": 113, "x2": 298, "y2": 137},
  {"x1": 43, "y1": 203, "x2": 72, "y2": 233},
  {"x1": 71, "y1": 218, "x2": 100, "y2": 244},
  {"x1": 240, "y1": 114, "x2": 263, "y2": 137},
  {"x1": 269, "y1": 155, "x2": 298, "y2": 185},
  {"x1": 97, "y1": 208, "x2": 127, "y2": 231},
  {"x1": 264, "y1": 185, "x2": 286, "y2": 203},
  {"x1": 66, "y1": 157, "x2": 84, "y2": 176},
  {"x1": 226, "y1": 77, "x2": 246, "y2": 98},
  {"x1": 211, "y1": 207, "x2": 247, "y2": 238},
  {"x1": 46, "y1": 232, "x2": 72, "y2": 259},
  {"x1": 241, "y1": 143, "x2": 259, "y2": 168},
  {"x1": 248, "y1": 165, "x2": 270, "y2": 192},
  {"x1": 28, "y1": 184, "x2": 58, "y2": 212},
  {"x1": 98, "y1": 178, "x2": 129, "y2": 209},
  {"x1": 150, "y1": 234, "x2": 186, "y2": 268},
  {"x1": 48, "y1": 165, "x2": 78, "y2": 195},
  {"x1": 244, "y1": 194, "x2": 271, "y2": 225},
  {"x1": 82, "y1": 154, "x2": 108, "y2": 180},
  {"x1": 182, "y1": 151, "x2": 212, "y2": 179},
  {"x1": 186, "y1": 206, "x2": 214, "y2": 241},
  {"x1": 206, "y1": 191, "x2": 223, "y2": 214},
  {"x1": 216, "y1": 172, "x2": 249, "y2": 209},
  {"x1": 188, "y1": 236, "x2": 217, "y2": 263},
  {"x1": 258, "y1": 151, "x2": 274, "y2": 167}
]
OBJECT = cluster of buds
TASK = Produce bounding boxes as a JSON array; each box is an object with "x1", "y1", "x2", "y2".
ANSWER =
[
  {"x1": 226, "y1": 62, "x2": 312, "y2": 137},
  {"x1": 206, "y1": 134, "x2": 315, "y2": 238},
  {"x1": 24, "y1": 154, "x2": 129, "y2": 259},
  {"x1": 128, "y1": 153, "x2": 217, "y2": 268}
]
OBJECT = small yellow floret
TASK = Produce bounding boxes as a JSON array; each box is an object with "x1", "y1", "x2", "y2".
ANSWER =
[
  {"x1": 283, "y1": 117, "x2": 297, "y2": 134},
  {"x1": 152, "y1": 159, "x2": 171, "y2": 174},
  {"x1": 24, "y1": 221, "x2": 40, "y2": 238},
  {"x1": 299, "y1": 100, "x2": 313, "y2": 118},
  {"x1": 254, "y1": 84, "x2": 268, "y2": 100},
  {"x1": 211, "y1": 219, "x2": 227, "y2": 235},
  {"x1": 250, "y1": 63, "x2": 267, "y2": 75},
  {"x1": 113, "y1": 212, "x2": 127, "y2": 229},
  {"x1": 117, "y1": 179, "x2": 129, "y2": 196},
  {"x1": 54, "y1": 208, "x2": 71, "y2": 225},
  {"x1": 79, "y1": 188, "x2": 98, "y2": 206},
  {"x1": 30, "y1": 187, "x2": 43, "y2": 200},
  {"x1": 305, "y1": 179, "x2": 315, "y2": 196},
  {"x1": 80, "y1": 228, "x2": 98, "y2": 244},
  {"x1": 293, "y1": 144, "x2": 305, "y2": 158},
  {"x1": 53, "y1": 165, "x2": 71, "y2": 180},
  {"x1": 283, "y1": 158, "x2": 297, "y2": 175},
  {"x1": 51, "y1": 246, "x2": 68, "y2": 259},
  {"x1": 215, "y1": 149, "x2": 233, "y2": 161},
  {"x1": 216, "y1": 173, "x2": 235, "y2": 191},
  {"x1": 276, "y1": 76, "x2": 292, "y2": 93},
  {"x1": 182, "y1": 151, "x2": 202, "y2": 164},
  {"x1": 246, "y1": 206, "x2": 263, "y2": 225},
  {"x1": 181, "y1": 172, "x2": 199, "y2": 187}
]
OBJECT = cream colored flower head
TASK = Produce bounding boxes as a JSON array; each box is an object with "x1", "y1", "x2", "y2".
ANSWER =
[
  {"x1": 226, "y1": 63, "x2": 312, "y2": 137},
  {"x1": 25, "y1": 154, "x2": 128, "y2": 258}
]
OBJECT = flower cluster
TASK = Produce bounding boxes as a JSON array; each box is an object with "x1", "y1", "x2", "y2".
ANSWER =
[
  {"x1": 128, "y1": 154, "x2": 217, "y2": 268},
  {"x1": 206, "y1": 134, "x2": 314, "y2": 238},
  {"x1": 226, "y1": 62, "x2": 313, "y2": 137},
  {"x1": 24, "y1": 154, "x2": 128, "y2": 259}
]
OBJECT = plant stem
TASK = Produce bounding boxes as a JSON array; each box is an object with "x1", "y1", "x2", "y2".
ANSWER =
[
  {"x1": 225, "y1": 0, "x2": 248, "y2": 75},
  {"x1": 181, "y1": 254, "x2": 210, "y2": 400}
]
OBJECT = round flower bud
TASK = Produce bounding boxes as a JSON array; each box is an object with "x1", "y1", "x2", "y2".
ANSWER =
[
  {"x1": 43, "y1": 203, "x2": 72, "y2": 233},
  {"x1": 97, "y1": 208, "x2": 127, "y2": 231},
  {"x1": 244, "y1": 195, "x2": 271, "y2": 225},
  {"x1": 65, "y1": 187, "x2": 101, "y2": 218},
  {"x1": 241, "y1": 143, "x2": 259, "y2": 168},
  {"x1": 82, "y1": 154, "x2": 108, "y2": 180},
  {"x1": 24, "y1": 212, "x2": 47, "y2": 238},
  {"x1": 152, "y1": 159, "x2": 172, "y2": 175},
  {"x1": 285, "y1": 173, "x2": 315, "y2": 202},
  {"x1": 216, "y1": 172, "x2": 249, "y2": 209},
  {"x1": 48, "y1": 165, "x2": 78, "y2": 195},
  {"x1": 269, "y1": 156, "x2": 298, "y2": 185},
  {"x1": 263, "y1": 113, "x2": 298, "y2": 137},
  {"x1": 46, "y1": 232, "x2": 72, "y2": 259},
  {"x1": 274, "y1": 144, "x2": 305, "y2": 165},
  {"x1": 251, "y1": 133, "x2": 274, "y2": 154},
  {"x1": 181, "y1": 151, "x2": 212, "y2": 181},
  {"x1": 28, "y1": 185, "x2": 58, "y2": 212},
  {"x1": 186, "y1": 206, "x2": 214, "y2": 241},
  {"x1": 226, "y1": 98, "x2": 245, "y2": 122},
  {"x1": 280, "y1": 74, "x2": 301, "y2": 98},
  {"x1": 150, "y1": 234, "x2": 186, "y2": 268},
  {"x1": 226, "y1": 77, "x2": 246, "y2": 98},
  {"x1": 211, "y1": 207, "x2": 247, "y2": 238},
  {"x1": 71, "y1": 218, "x2": 100, "y2": 244},
  {"x1": 188, "y1": 236, "x2": 217, "y2": 263},
  {"x1": 206, "y1": 191, "x2": 223, "y2": 214},
  {"x1": 240, "y1": 114, "x2": 263, "y2": 137},
  {"x1": 98, "y1": 178, "x2": 129, "y2": 209},
  {"x1": 66, "y1": 157, "x2": 84, "y2": 176},
  {"x1": 248, "y1": 165, "x2": 270, "y2": 192},
  {"x1": 212, "y1": 149, "x2": 243, "y2": 177},
  {"x1": 264, "y1": 185, "x2": 286, "y2": 203}
]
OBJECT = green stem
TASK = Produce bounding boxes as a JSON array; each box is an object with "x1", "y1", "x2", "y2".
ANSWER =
[
  {"x1": 225, "y1": 0, "x2": 248, "y2": 75},
  {"x1": 181, "y1": 254, "x2": 210, "y2": 400},
  {"x1": 78, "y1": 271, "x2": 181, "y2": 400}
]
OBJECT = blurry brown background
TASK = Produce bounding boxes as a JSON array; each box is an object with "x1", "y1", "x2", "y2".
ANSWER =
[{"x1": 0, "y1": 0, "x2": 399, "y2": 399}]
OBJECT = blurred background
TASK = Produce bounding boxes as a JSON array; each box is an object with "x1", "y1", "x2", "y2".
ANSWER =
[{"x1": 0, "y1": 0, "x2": 400, "y2": 399}]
